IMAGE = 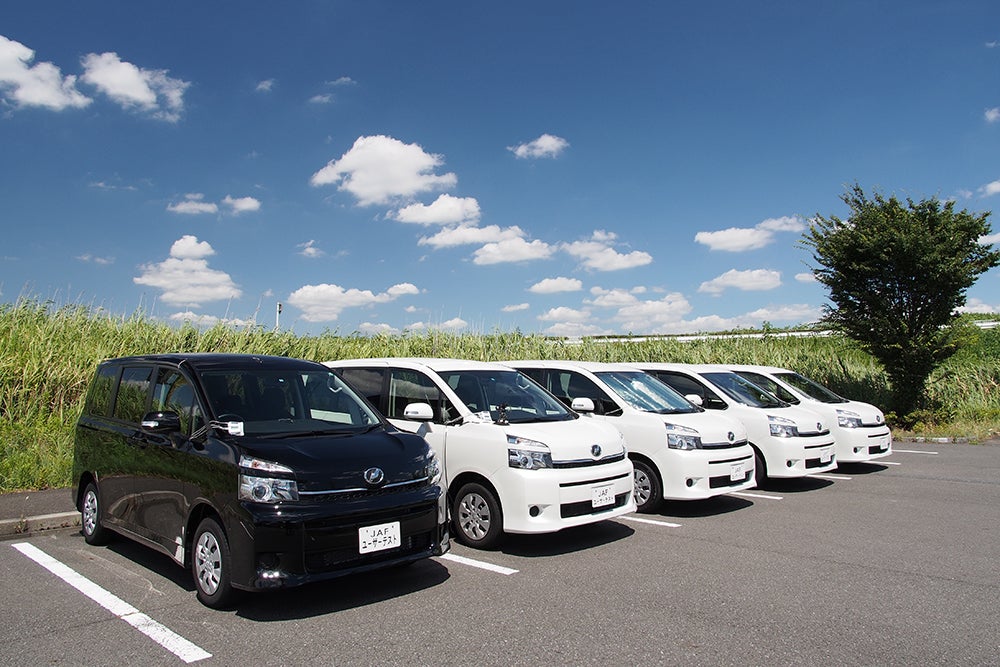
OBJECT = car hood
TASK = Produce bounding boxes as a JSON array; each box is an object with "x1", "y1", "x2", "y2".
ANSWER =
[
  {"x1": 237, "y1": 428, "x2": 432, "y2": 492},
  {"x1": 490, "y1": 418, "x2": 626, "y2": 462}
]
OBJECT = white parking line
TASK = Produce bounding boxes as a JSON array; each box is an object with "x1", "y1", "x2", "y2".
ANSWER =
[
  {"x1": 809, "y1": 473, "x2": 852, "y2": 480},
  {"x1": 439, "y1": 553, "x2": 519, "y2": 575},
  {"x1": 620, "y1": 516, "x2": 682, "y2": 528},
  {"x1": 729, "y1": 491, "x2": 783, "y2": 500},
  {"x1": 11, "y1": 542, "x2": 211, "y2": 663},
  {"x1": 893, "y1": 449, "x2": 939, "y2": 455},
  {"x1": 880, "y1": 461, "x2": 902, "y2": 466}
]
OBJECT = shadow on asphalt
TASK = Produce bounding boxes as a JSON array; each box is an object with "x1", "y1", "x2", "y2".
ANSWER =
[
  {"x1": 657, "y1": 494, "x2": 754, "y2": 518},
  {"x1": 498, "y1": 519, "x2": 635, "y2": 558},
  {"x1": 758, "y1": 476, "x2": 834, "y2": 493},
  {"x1": 837, "y1": 462, "x2": 890, "y2": 475}
]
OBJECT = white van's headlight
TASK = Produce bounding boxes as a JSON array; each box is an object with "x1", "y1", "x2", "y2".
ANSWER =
[
  {"x1": 836, "y1": 409, "x2": 862, "y2": 428},
  {"x1": 768, "y1": 415, "x2": 800, "y2": 438},
  {"x1": 665, "y1": 423, "x2": 702, "y2": 450},
  {"x1": 425, "y1": 449, "x2": 442, "y2": 484},
  {"x1": 507, "y1": 435, "x2": 553, "y2": 470},
  {"x1": 239, "y1": 455, "x2": 299, "y2": 502}
]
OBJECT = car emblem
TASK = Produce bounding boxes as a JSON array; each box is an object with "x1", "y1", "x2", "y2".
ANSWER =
[
  {"x1": 817, "y1": 423, "x2": 823, "y2": 431},
  {"x1": 876, "y1": 415, "x2": 883, "y2": 423},
  {"x1": 727, "y1": 431, "x2": 735, "y2": 442},
  {"x1": 363, "y1": 467, "x2": 385, "y2": 486},
  {"x1": 591, "y1": 444, "x2": 602, "y2": 458}
]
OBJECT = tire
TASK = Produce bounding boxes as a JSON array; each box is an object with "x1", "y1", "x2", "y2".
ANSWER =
[
  {"x1": 452, "y1": 482, "x2": 503, "y2": 549},
  {"x1": 631, "y1": 459, "x2": 663, "y2": 513},
  {"x1": 80, "y1": 482, "x2": 111, "y2": 546},
  {"x1": 192, "y1": 517, "x2": 236, "y2": 608},
  {"x1": 753, "y1": 448, "x2": 767, "y2": 488}
]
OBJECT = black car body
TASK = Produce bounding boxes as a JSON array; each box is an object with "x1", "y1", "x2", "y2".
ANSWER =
[{"x1": 72, "y1": 353, "x2": 448, "y2": 607}]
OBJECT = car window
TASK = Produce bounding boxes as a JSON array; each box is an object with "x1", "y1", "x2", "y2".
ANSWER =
[
  {"x1": 86, "y1": 363, "x2": 118, "y2": 417},
  {"x1": 441, "y1": 369, "x2": 574, "y2": 423},
  {"x1": 774, "y1": 372, "x2": 848, "y2": 404},
  {"x1": 113, "y1": 366, "x2": 153, "y2": 423},
  {"x1": 152, "y1": 368, "x2": 203, "y2": 435},
  {"x1": 387, "y1": 369, "x2": 459, "y2": 423},
  {"x1": 596, "y1": 371, "x2": 698, "y2": 414},
  {"x1": 735, "y1": 371, "x2": 799, "y2": 404},
  {"x1": 702, "y1": 372, "x2": 786, "y2": 408},
  {"x1": 555, "y1": 371, "x2": 621, "y2": 416},
  {"x1": 338, "y1": 367, "x2": 385, "y2": 411}
]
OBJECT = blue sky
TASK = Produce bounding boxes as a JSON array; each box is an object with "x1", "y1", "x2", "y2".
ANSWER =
[{"x1": 3, "y1": 1, "x2": 1000, "y2": 337}]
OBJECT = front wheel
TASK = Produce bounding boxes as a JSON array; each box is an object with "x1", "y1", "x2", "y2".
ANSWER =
[
  {"x1": 452, "y1": 482, "x2": 503, "y2": 549},
  {"x1": 192, "y1": 517, "x2": 236, "y2": 608},
  {"x1": 753, "y1": 449, "x2": 767, "y2": 488},
  {"x1": 632, "y1": 459, "x2": 663, "y2": 513}
]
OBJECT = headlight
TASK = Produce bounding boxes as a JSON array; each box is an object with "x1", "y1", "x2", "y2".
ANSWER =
[
  {"x1": 507, "y1": 434, "x2": 553, "y2": 470},
  {"x1": 425, "y1": 448, "x2": 443, "y2": 484},
  {"x1": 836, "y1": 409, "x2": 862, "y2": 428},
  {"x1": 239, "y1": 455, "x2": 298, "y2": 502},
  {"x1": 768, "y1": 415, "x2": 800, "y2": 438},
  {"x1": 665, "y1": 423, "x2": 702, "y2": 450}
]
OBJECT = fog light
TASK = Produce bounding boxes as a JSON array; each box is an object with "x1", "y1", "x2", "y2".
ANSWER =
[
  {"x1": 854, "y1": 447, "x2": 862, "y2": 454},
  {"x1": 529, "y1": 505, "x2": 541, "y2": 517},
  {"x1": 786, "y1": 460, "x2": 794, "y2": 468},
  {"x1": 258, "y1": 553, "x2": 279, "y2": 569},
  {"x1": 685, "y1": 478, "x2": 694, "y2": 487}
]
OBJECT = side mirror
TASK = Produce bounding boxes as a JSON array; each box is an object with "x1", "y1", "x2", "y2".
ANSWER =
[
  {"x1": 403, "y1": 402, "x2": 434, "y2": 422},
  {"x1": 141, "y1": 411, "x2": 182, "y2": 433},
  {"x1": 684, "y1": 394, "x2": 703, "y2": 407},
  {"x1": 571, "y1": 397, "x2": 595, "y2": 413}
]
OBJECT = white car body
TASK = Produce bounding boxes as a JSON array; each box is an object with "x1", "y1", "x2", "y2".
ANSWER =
[
  {"x1": 728, "y1": 365, "x2": 892, "y2": 463},
  {"x1": 631, "y1": 363, "x2": 838, "y2": 484},
  {"x1": 324, "y1": 358, "x2": 635, "y2": 548},
  {"x1": 504, "y1": 360, "x2": 756, "y2": 511}
]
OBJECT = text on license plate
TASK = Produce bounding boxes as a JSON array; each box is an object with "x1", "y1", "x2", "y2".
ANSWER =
[
  {"x1": 730, "y1": 462, "x2": 746, "y2": 481},
  {"x1": 359, "y1": 521, "x2": 401, "y2": 554},
  {"x1": 592, "y1": 483, "x2": 615, "y2": 508}
]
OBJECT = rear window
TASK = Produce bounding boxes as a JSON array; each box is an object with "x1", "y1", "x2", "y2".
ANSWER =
[
  {"x1": 113, "y1": 366, "x2": 153, "y2": 423},
  {"x1": 85, "y1": 364, "x2": 118, "y2": 417}
]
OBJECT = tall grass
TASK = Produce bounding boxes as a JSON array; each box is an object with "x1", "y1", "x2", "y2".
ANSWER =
[{"x1": 2, "y1": 299, "x2": 997, "y2": 491}]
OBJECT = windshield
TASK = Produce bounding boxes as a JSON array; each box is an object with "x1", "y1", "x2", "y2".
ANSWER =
[
  {"x1": 701, "y1": 372, "x2": 787, "y2": 408},
  {"x1": 441, "y1": 369, "x2": 575, "y2": 424},
  {"x1": 774, "y1": 371, "x2": 847, "y2": 404},
  {"x1": 735, "y1": 371, "x2": 800, "y2": 405},
  {"x1": 199, "y1": 368, "x2": 381, "y2": 436},
  {"x1": 596, "y1": 371, "x2": 699, "y2": 414}
]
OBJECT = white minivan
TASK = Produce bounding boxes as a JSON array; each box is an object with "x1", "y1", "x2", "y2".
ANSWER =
[
  {"x1": 728, "y1": 365, "x2": 892, "y2": 463},
  {"x1": 506, "y1": 360, "x2": 756, "y2": 512},
  {"x1": 632, "y1": 363, "x2": 838, "y2": 486},
  {"x1": 325, "y1": 358, "x2": 636, "y2": 548}
]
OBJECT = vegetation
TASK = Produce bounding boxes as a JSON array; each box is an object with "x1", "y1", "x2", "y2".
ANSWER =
[
  {"x1": 803, "y1": 184, "x2": 1000, "y2": 417},
  {"x1": 2, "y1": 299, "x2": 998, "y2": 492}
]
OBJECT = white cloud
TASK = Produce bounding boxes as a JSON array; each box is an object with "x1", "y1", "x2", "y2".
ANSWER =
[
  {"x1": 743, "y1": 304, "x2": 822, "y2": 323},
  {"x1": 310, "y1": 135, "x2": 457, "y2": 206},
  {"x1": 561, "y1": 230, "x2": 652, "y2": 271},
  {"x1": 76, "y1": 253, "x2": 114, "y2": 265},
  {"x1": 695, "y1": 215, "x2": 806, "y2": 252},
  {"x1": 980, "y1": 232, "x2": 1000, "y2": 245},
  {"x1": 508, "y1": 133, "x2": 570, "y2": 159},
  {"x1": 978, "y1": 179, "x2": 1000, "y2": 198},
  {"x1": 80, "y1": 51, "x2": 189, "y2": 122},
  {"x1": 327, "y1": 76, "x2": 356, "y2": 86},
  {"x1": 439, "y1": 317, "x2": 468, "y2": 331},
  {"x1": 986, "y1": 107, "x2": 1000, "y2": 123},
  {"x1": 419, "y1": 224, "x2": 523, "y2": 249},
  {"x1": 588, "y1": 287, "x2": 640, "y2": 308},
  {"x1": 538, "y1": 306, "x2": 592, "y2": 323},
  {"x1": 255, "y1": 79, "x2": 274, "y2": 93},
  {"x1": 134, "y1": 236, "x2": 241, "y2": 306},
  {"x1": 502, "y1": 303, "x2": 530, "y2": 312},
  {"x1": 529, "y1": 277, "x2": 583, "y2": 294},
  {"x1": 287, "y1": 282, "x2": 419, "y2": 322},
  {"x1": 613, "y1": 292, "x2": 694, "y2": 332},
  {"x1": 795, "y1": 272, "x2": 818, "y2": 283},
  {"x1": 957, "y1": 298, "x2": 1000, "y2": 314},
  {"x1": 222, "y1": 195, "x2": 261, "y2": 214},
  {"x1": 359, "y1": 321, "x2": 399, "y2": 335},
  {"x1": 473, "y1": 237, "x2": 555, "y2": 265},
  {"x1": 542, "y1": 321, "x2": 606, "y2": 337},
  {"x1": 298, "y1": 240, "x2": 324, "y2": 258},
  {"x1": 698, "y1": 269, "x2": 782, "y2": 295},
  {"x1": 309, "y1": 93, "x2": 332, "y2": 104},
  {"x1": 394, "y1": 194, "x2": 481, "y2": 225},
  {"x1": 167, "y1": 193, "x2": 218, "y2": 215},
  {"x1": 0, "y1": 35, "x2": 91, "y2": 110}
]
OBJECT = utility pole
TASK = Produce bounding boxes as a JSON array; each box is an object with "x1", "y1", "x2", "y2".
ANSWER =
[{"x1": 276, "y1": 302, "x2": 282, "y2": 330}]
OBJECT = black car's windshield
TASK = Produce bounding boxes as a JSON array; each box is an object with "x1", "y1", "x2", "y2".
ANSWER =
[
  {"x1": 596, "y1": 371, "x2": 699, "y2": 414},
  {"x1": 199, "y1": 368, "x2": 380, "y2": 436},
  {"x1": 702, "y1": 372, "x2": 787, "y2": 408},
  {"x1": 775, "y1": 372, "x2": 847, "y2": 404},
  {"x1": 441, "y1": 369, "x2": 575, "y2": 423}
]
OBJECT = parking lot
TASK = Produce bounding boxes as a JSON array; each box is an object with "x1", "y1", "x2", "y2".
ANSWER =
[{"x1": 3, "y1": 441, "x2": 998, "y2": 666}]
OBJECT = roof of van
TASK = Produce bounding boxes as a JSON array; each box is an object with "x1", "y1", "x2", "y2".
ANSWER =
[
  {"x1": 98, "y1": 353, "x2": 324, "y2": 372},
  {"x1": 325, "y1": 357, "x2": 518, "y2": 372},
  {"x1": 504, "y1": 360, "x2": 650, "y2": 373}
]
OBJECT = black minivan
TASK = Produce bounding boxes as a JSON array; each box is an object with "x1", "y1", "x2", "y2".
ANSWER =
[{"x1": 73, "y1": 353, "x2": 448, "y2": 607}]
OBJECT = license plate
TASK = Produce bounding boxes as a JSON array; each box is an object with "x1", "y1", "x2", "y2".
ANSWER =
[
  {"x1": 358, "y1": 521, "x2": 401, "y2": 554},
  {"x1": 592, "y1": 484, "x2": 615, "y2": 508},
  {"x1": 730, "y1": 462, "x2": 745, "y2": 481},
  {"x1": 820, "y1": 448, "x2": 833, "y2": 464}
]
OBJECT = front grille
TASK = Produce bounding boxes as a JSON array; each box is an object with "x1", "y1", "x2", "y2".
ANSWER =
[
  {"x1": 710, "y1": 454, "x2": 753, "y2": 466},
  {"x1": 702, "y1": 439, "x2": 749, "y2": 450},
  {"x1": 559, "y1": 472, "x2": 630, "y2": 489},
  {"x1": 302, "y1": 480, "x2": 431, "y2": 503},
  {"x1": 560, "y1": 492, "x2": 630, "y2": 518},
  {"x1": 868, "y1": 444, "x2": 890, "y2": 454},
  {"x1": 709, "y1": 471, "x2": 752, "y2": 488},
  {"x1": 553, "y1": 451, "x2": 626, "y2": 469},
  {"x1": 304, "y1": 532, "x2": 433, "y2": 573},
  {"x1": 804, "y1": 441, "x2": 833, "y2": 449}
]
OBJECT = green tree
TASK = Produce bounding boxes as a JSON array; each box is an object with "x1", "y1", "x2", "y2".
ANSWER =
[{"x1": 802, "y1": 184, "x2": 1000, "y2": 418}]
